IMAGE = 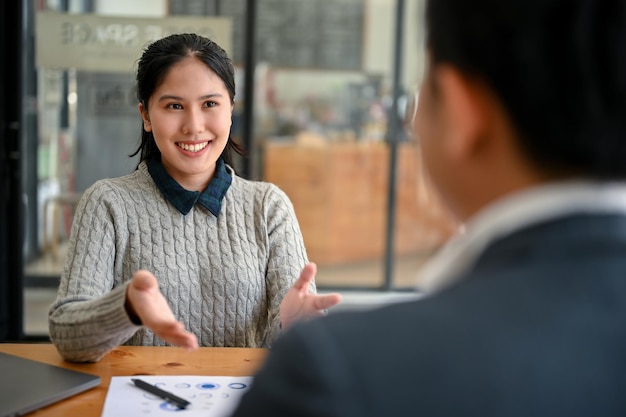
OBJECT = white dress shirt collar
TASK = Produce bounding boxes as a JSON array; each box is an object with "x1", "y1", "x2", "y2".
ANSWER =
[{"x1": 417, "y1": 181, "x2": 626, "y2": 295}]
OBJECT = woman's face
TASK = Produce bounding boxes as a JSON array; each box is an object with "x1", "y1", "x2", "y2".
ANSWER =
[{"x1": 139, "y1": 56, "x2": 233, "y2": 191}]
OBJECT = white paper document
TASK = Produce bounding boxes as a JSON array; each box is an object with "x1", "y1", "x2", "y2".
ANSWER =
[{"x1": 101, "y1": 375, "x2": 253, "y2": 417}]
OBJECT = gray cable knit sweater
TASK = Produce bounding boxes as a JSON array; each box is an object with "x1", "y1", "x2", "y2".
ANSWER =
[{"x1": 48, "y1": 162, "x2": 310, "y2": 362}]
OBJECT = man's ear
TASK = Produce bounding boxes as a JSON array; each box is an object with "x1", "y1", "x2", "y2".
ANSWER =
[
  {"x1": 434, "y1": 65, "x2": 488, "y2": 160},
  {"x1": 138, "y1": 103, "x2": 152, "y2": 132}
]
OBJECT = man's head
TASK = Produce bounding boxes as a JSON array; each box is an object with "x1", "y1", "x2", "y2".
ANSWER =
[{"x1": 415, "y1": 0, "x2": 626, "y2": 220}]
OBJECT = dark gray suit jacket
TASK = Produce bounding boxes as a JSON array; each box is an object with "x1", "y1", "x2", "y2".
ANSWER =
[{"x1": 232, "y1": 213, "x2": 626, "y2": 417}]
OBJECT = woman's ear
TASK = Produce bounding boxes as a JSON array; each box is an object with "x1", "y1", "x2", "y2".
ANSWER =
[{"x1": 138, "y1": 103, "x2": 152, "y2": 132}]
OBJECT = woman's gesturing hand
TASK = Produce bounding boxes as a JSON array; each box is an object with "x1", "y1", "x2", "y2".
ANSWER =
[
  {"x1": 126, "y1": 270, "x2": 199, "y2": 351},
  {"x1": 279, "y1": 263, "x2": 342, "y2": 330}
]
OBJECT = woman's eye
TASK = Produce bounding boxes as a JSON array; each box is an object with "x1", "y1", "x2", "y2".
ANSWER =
[
  {"x1": 203, "y1": 101, "x2": 217, "y2": 108},
  {"x1": 168, "y1": 103, "x2": 183, "y2": 110}
]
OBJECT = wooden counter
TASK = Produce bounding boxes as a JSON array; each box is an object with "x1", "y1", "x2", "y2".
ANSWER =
[{"x1": 264, "y1": 141, "x2": 454, "y2": 265}]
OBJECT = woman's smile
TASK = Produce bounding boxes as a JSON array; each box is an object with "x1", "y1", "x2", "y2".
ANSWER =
[{"x1": 176, "y1": 141, "x2": 211, "y2": 153}]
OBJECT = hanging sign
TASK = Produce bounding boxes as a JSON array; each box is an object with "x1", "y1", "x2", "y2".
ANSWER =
[{"x1": 36, "y1": 11, "x2": 232, "y2": 73}]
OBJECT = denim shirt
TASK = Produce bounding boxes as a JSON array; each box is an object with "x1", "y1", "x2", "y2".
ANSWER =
[{"x1": 147, "y1": 155, "x2": 232, "y2": 216}]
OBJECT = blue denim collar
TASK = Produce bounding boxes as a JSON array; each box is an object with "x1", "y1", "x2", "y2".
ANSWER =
[{"x1": 147, "y1": 155, "x2": 232, "y2": 216}]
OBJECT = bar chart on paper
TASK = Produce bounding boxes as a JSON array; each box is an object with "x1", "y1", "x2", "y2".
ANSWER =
[{"x1": 101, "y1": 375, "x2": 253, "y2": 417}]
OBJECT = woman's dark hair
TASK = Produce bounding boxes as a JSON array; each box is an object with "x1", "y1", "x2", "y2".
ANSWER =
[
  {"x1": 425, "y1": 0, "x2": 626, "y2": 179},
  {"x1": 130, "y1": 33, "x2": 245, "y2": 168}
]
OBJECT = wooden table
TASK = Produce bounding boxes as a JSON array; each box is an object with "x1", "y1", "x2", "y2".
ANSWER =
[{"x1": 0, "y1": 343, "x2": 268, "y2": 417}]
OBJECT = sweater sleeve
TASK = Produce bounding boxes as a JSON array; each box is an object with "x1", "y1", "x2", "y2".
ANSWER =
[
  {"x1": 262, "y1": 184, "x2": 313, "y2": 347},
  {"x1": 48, "y1": 183, "x2": 141, "y2": 362}
]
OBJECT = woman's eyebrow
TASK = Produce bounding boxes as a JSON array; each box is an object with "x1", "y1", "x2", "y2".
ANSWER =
[
  {"x1": 199, "y1": 93, "x2": 224, "y2": 100},
  {"x1": 157, "y1": 94, "x2": 183, "y2": 102},
  {"x1": 157, "y1": 93, "x2": 224, "y2": 102}
]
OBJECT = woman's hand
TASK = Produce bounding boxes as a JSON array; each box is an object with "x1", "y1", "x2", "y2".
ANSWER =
[
  {"x1": 126, "y1": 270, "x2": 199, "y2": 351},
  {"x1": 279, "y1": 263, "x2": 342, "y2": 330}
]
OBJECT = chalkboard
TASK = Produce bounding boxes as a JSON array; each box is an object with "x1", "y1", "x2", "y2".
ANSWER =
[{"x1": 170, "y1": 0, "x2": 364, "y2": 70}]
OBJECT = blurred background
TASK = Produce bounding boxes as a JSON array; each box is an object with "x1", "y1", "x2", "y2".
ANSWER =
[{"x1": 1, "y1": 0, "x2": 457, "y2": 340}]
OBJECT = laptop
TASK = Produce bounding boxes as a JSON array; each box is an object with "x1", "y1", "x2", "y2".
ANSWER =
[{"x1": 0, "y1": 351, "x2": 101, "y2": 417}]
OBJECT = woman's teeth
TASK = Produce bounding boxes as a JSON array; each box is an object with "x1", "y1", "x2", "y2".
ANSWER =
[{"x1": 177, "y1": 142, "x2": 209, "y2": 152}]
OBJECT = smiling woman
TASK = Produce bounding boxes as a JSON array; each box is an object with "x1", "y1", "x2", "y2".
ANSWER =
[
  {"x1": 132, "y1": 33, "x2": 242, "y2": 192},
  {"x1": 47, "y1": 33, "x2": 341, "y2": 363},
  {"x1": 138, "y1": 56, "x2": 233, "y2": 191}
]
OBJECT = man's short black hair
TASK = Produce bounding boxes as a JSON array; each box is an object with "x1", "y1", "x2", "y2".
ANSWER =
[{"x1": 425, "y1": 0, "x2": 626, "y2": 179}]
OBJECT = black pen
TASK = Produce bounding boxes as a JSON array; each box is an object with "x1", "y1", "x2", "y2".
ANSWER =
[{"x1": 131, "y1": 378, "x2": 191, "y2": 409}]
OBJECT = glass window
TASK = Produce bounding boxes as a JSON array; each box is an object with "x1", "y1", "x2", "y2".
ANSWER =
[{"x1": 19, "y1": 0, "x2": 454, "y2": 339}]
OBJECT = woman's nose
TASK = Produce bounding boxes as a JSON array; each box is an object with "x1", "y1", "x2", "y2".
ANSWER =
[{"x1": 182, "y1": 108, "x2": 205, "y2": 134}]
